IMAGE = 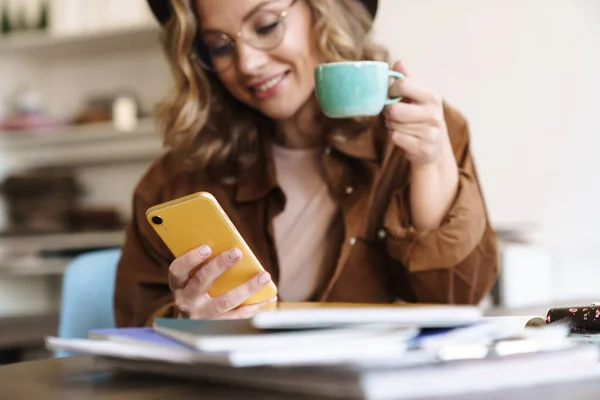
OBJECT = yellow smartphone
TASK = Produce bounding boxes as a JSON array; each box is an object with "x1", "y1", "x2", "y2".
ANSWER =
[{"x1": 145, "y1": 191, "x2": 277, "y2": 305}]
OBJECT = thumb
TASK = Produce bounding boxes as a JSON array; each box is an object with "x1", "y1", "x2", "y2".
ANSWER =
[{"x1": 392, "y1": 60, "x2": 410, "y2": 77}]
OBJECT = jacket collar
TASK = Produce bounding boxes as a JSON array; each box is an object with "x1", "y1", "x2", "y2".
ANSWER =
[
  {"x1": 234, "y1": 117, "x2": 383, "y2": 203},
  {"x1": 327, "y1": 119, "x2": 381, "y2": 162},
  {"x1": 234, "y1": 134, "x2": 279, "y2": 203}
]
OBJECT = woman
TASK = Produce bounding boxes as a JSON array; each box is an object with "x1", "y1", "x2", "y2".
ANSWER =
[{"x1": 114, "y1": 0, "x2": 499, "y2": 327}]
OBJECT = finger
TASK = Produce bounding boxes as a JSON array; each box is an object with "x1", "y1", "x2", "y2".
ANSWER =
[
  {"x1": 385, "y1": 121, "x2": 438, "y2": 142},
  {"x1": 217, "y1": 297, "x2": 278, "y2": 320},
  {"x1": 385, "y1": 121, "x2": 420, "y2": 138},
  {"x1": 184, "y1": 247, "x2": 243, "y2": 296},
  {"x1": 169, "y1": 245, "x2": 213, "y2": 291},
  {"x1": 390, "y1": 130, "x2": 421, "y2": 155},
  {"x1": 384, "y1": 102, "x2": 435, "y2": 124},
  {"x1": 209, "y1": 271, "x2": 273, "y2": 316},
  {"x1": 389, "y1": 76, "x2": 441, "y2": 105},
  {"x1": 392, "y1": 60, "x2": 410, "y2": 77}
]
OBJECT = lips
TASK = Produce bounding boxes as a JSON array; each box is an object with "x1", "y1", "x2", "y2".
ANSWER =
[{"x1": 249, "y1": 71, "x2": 290, "y2": 99}]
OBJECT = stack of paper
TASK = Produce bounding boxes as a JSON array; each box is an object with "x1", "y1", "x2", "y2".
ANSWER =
[
  {"x1": 95, "y1": 345, "x2": 600, "y2": 400},
  {"x1": 45, "y1": 302, "x2": 600, "y2": 399},
  {"x1": 48, "y1": 303, "x2": 479, "y2": 366}
]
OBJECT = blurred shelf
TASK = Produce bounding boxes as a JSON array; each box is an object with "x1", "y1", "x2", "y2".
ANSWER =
[
  {"x1": 0, "y1": 24, "x2": 161, "y2": 58},
  {"x1": 0, "y1": 257, "x2": 71, "y2": 277},
  {"x1": 0, "y1": 312, "x2": 59, "y2": 350},
  {"x1": 0, "y1": 230, "x2": 125, "y2": 277},
  {"x1": 0, "y1": 230, "x2": 124, "y2": 256},
  {"x1": 0, "y1": 117, "x2": 155, "y2": 147},
  {"x1": 0, "y1": 118, "x2": 164, "y2": 168}
]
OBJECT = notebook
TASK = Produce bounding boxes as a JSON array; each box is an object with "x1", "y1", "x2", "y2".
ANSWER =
[
  {"x1": 152, "y1": 317, "x2": 418, "y2": 352},
  {"x1": 48, "y1": 322, "x2": 413, "y2": 368},
  {"x1": 250, "y1": 302, "x2": 482, "y2": 329},
  {"x1": 46, "y1": 334, "x2": 411, "y2": 368},
  {"x1": 89, "y1": 327, "x2": 183, "y2": 348}
]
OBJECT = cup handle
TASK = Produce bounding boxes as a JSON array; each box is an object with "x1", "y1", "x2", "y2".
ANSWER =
[{"x1": 384, "y1": 71, "x2": 405, "y2": 106}]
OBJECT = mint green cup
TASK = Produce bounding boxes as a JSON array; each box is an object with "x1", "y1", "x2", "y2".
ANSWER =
[{"x1": 314, "y1": 61, "x2": 404, "y2": 118}]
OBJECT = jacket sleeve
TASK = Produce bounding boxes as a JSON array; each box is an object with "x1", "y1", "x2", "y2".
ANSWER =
[
  {"x1": 383, "y1": 104, "x2": 499, "y2": 304},
  {"x1": 114, "y1": 190, "x2": 181, "y2": 327}
]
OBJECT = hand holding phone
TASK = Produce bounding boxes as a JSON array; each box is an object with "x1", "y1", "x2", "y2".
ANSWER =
[
  {"x1": 168, "y1": 244, "x2": 277, "y2": 319},
  {"x1": 146, "y1": 191, "x2": 278, "y2": 319}
]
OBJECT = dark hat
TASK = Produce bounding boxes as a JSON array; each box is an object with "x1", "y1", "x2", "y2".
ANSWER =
[{"x1": 146, "y1": 0, "x2": 378, "y2": 25}]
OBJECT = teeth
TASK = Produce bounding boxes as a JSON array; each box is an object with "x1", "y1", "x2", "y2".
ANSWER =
[{"x1": 256, "y1": 75, "x2": 283, "y2": 92}]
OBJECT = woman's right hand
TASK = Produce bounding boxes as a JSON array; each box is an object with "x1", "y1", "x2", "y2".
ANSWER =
[{"x1": 168, "y1": 245, "x2": 276, "y2": 319}]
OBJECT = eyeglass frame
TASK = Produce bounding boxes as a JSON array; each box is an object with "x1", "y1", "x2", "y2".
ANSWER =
[{"x1": 191, "y1": 0, "x2": 300, "y2": 72}]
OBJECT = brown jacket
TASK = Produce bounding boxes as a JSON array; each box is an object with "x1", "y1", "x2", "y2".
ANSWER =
[{"x1": 114, "y1": 103, "x2": 499, "y2": 327}]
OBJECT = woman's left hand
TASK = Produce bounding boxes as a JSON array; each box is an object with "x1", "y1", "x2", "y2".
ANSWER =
[{"x1": 384, "y1": 61, "x2": 452, "y2": 167}]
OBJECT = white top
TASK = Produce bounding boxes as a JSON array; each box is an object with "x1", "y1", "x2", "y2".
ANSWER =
[{"x1": 271, "y1": 144, "x2": 342, "y2": 302}]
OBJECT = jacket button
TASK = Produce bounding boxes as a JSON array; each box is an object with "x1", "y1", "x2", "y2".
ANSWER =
[
  {"x1": 345, "y1": 186, "x2": 354, "y2": 195},
  {"x1": 377, "y1": 229, "x2": 387, "y2": 239},
  {"x1": 324, "y1": 146, "x2": 331, "y2": 155},
  {"x1": 349, "y1": 237, "x2": 357, "y2": 246}
]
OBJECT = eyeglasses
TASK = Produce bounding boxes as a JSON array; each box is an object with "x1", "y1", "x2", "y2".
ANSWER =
[{"x1": 193, "y1": 0, "x2": 299, "y2": 72}]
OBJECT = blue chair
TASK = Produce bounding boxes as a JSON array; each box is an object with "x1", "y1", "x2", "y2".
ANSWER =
[{"x1": 55, "y1": 248, "x2": 122, "y2": 357}]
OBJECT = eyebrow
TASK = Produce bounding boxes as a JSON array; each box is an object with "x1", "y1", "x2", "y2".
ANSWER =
[{"x1": 200, "y1": 0, "x2": 280, "y2": 35}]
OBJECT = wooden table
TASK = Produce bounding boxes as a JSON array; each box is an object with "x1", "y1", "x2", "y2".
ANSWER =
[{"x1": 1, "y1": 356, "x2": 600, "y2": 400}]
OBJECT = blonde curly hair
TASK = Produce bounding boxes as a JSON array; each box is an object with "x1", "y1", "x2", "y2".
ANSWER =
[{"x1": 156, "y1": 0, "x2": 390, "y2": 182}]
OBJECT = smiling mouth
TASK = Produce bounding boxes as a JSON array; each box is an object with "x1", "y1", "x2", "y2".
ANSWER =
[{"x1": 250, "y1": 71, "x2": 290, "y2": 97}]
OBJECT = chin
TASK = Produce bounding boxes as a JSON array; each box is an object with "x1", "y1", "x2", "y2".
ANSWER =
[
  {"x1": 252, "y1": 89, "x2": 316, "y2": 121},
  {"x1": 256, "y1": 103, "x2": 303, "y2": 120}
]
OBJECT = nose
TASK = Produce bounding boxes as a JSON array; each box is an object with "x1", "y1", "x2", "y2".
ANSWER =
[{"x1": 235, "y1": 42, "x2": 268, "y2": 76}]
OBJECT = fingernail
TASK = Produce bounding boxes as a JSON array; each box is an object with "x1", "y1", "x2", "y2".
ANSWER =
[
  {"x1": 257, "y1": 272, "x2": 271, "y2": 285},
  {"x1": 198, "y1": 245, "x2": 211, "y2": 256},
  {"x1": 228, "y1": 248, "x2": 241, "y2": 261}
]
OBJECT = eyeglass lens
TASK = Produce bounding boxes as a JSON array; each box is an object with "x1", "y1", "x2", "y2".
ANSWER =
[{"x1": 198, "y1": 9, "x2": 286, "y2": 72}]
